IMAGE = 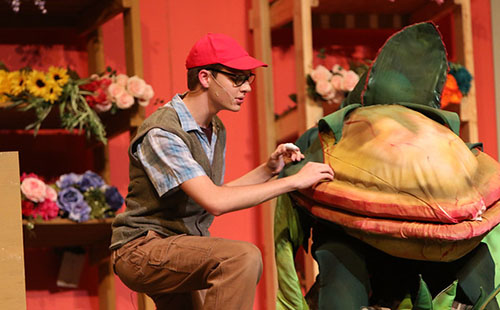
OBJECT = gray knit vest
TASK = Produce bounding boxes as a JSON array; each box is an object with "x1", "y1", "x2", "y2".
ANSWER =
[{"x1": 110, "y1": 106, "x2": 226, "y2": 250}]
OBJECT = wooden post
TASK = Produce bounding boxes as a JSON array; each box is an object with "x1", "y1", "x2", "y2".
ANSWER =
[
  {"x1": 0, "y1": 152, "x2": 27, "y2": 310},
  {"x1": 453, "y1": 0, "x2": 478, "y2": 143},
  {"x1": 123, "y1": 2, "x2": 152, "y2": 308},
  {"x1": 292, "y1": 0, "x2": 320, "y2": 292},
  {"x1": 250, "y1": 0, "x2": 278, "y2": 308},
  {"x1": 293, "y1": 0, "x2": 323, "y2": 136},
  {"x1": 122, "y1": 0, "x2": 145, "y2": 134},
  {"x1": 87, "y1": 28, "x2": 111, "y2": 184}
]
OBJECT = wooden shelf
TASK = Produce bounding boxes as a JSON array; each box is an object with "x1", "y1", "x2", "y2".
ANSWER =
[
  {"x1": 23, "y1": 218, "x2": 113, "y2": 248},
  {"x1": 0, "y1": 105, "x2": 135, "y2": 141},
  {"x1": 0, "y1": 0, "x2": 131, "y2": 35},
  {"x1": 1, "y1": 0, "x2": 144, "y2": 308}
]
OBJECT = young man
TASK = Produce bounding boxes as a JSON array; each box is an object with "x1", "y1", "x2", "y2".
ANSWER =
[{"x1": 110, "y1": 33, "x2": 334, "y2": 310}]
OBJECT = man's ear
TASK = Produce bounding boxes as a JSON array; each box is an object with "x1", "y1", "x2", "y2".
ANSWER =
[{"x1": 198, "y1": 69, "x2": 211, "y2": 89}]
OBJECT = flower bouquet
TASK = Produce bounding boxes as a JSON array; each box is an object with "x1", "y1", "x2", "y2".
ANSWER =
[
  {"x1": 20, "y1": 173, "x2": 60, "y2": 227},
  {"x1": 20, "y1": 170, "x2": 124, "y2": 225},
  {"x1": 0, "y1": 64, "x2": 154, "y2": 144},
  {"x1": 55, "y1": 171, "x2": 124, "y2": 222},
  {"x1": 307, "y1": 64, "x2": 360, "y2": 105}
]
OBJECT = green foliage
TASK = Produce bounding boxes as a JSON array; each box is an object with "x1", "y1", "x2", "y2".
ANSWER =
[
  {"x1": 83, "y1": 188, "x2": 114, "y2": 220},
  {"x1": 398, "y1": 277, "x2": 500, "y2": 310},
  {"x1": 398, "y1": 294, "x2": 413, "y2": 310}
]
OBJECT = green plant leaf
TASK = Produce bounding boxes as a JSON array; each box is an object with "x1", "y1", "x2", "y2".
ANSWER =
[
  {"x1": 397, "y1": 293, "x2": 413, "y2": 310},
  {"x1": 472, "y1": 287, "x2": 486, "y2": 310},
  {"x1": 414, "y1": 275, "x2": 433, "y2": 310},
  {"x1": 473, "y1": 284, "x2": 500, "y2": 310},
  {"x1": 432, "y1": 280, "x2": 457, "y2": 310}
]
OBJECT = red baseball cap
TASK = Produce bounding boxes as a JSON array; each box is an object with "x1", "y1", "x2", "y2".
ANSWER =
[{"x1": 185, "y1": 33, "x2": 268, "y2": 70}]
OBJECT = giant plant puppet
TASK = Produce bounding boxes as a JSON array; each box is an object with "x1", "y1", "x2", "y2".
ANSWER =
[{"x1": 275, "y1": 22, "x2": 500, "y2": 310}]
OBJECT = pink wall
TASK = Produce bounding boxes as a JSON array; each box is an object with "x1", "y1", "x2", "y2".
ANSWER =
[{"x1": 471, "y1": 0, "x2": 498, "y2": 159}]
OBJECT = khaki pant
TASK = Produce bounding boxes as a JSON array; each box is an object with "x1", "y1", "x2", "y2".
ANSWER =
[{"x1": 112, "y1": 231, "x2": 263, "y2": 310}]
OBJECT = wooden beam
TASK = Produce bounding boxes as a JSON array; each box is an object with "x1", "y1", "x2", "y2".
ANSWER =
[
  {"x1": 453, "y1": 0, "x2": 478, "y2": 142},
  {"x1": 0, "y1": 152, "x2": 26, "y2": 310},
  {"x1": 293, "y1": 0, "x2": 323, "y2": 136},
  {"x1": 77, "y1": 0, "x2": 127, "y2": 35},
  {"x1": 409, "y1": 0, "x2": 456, "y2": 24},
  {"x1": 87, "y1": 28, "x2": 111, "y2": 184},
  {"x1": 122, "y1": 0, "x2": 145, "y2": 132},
  {"x1": 87, "y1": 28, "x2": 106, "y2": 74},
  {"x1": 293, "y1": 0, "x2": 321, "y2": 292},
  {"x1": 270, "y1": 0, "x2": 293, "y2": 29},
  {"x1": 250, "y1": 0, "x2": 278, "y2": 308}
]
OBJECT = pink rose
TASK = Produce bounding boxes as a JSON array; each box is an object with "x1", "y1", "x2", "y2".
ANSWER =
[
  {"x1": 316, "y1": 80, "x2": 336, "y2": 100},
  {"x1": 310, "y1": 65, "x2": 332, "y2": 83},
  {"x1": 330, "y1": 75, "x2": 344, "y2": 91},
  {"x1": 45, "y1": 186, "x2": 58, "y2": 202},
  {"x1": 115, "y1": 74, "x2": 129, "y2": 87},
  {"x1": 21, "y1": 177, "x2": 47, "y2": 203},
  {"x1": 342, "y1": 70, "x2": 359, "y2": 91},
  {"x1": 107, "y1": 83, "x2": 125, "y2": 99},
  {"x1": 116, "y1": 92, "x2": 135, "y2": 109},
  {"x1": 332, "y1": 65, "x2": 344, "y2": 74},
  {"x1": 141, "y1": 84, "x2": 154, "y2": 101},
  {"x1": 137, "y1": 85, "x2": 154, "y2": 107},
  {"x1": 126, "y1": 75, "x2": 146, "y2": 97}
]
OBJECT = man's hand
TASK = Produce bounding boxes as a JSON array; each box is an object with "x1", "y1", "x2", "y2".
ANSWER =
[
  {"x1": 292, "y1": 162, "x2": 334, "y2": 190},
  {"x1": 266, "y1": 143, "x2": 305, "y2": 176}
]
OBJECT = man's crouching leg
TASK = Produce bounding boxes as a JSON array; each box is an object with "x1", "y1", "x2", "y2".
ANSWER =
[{"x1": 112, "y1": 231, "x2": 262, "y2": 310}]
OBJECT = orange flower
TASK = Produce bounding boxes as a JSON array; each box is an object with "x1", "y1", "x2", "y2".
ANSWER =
[{"x1": 441, "y1": 74, "x2": 462, "y2": 108}]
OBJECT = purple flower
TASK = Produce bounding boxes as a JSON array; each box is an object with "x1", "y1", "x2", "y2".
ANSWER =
[
  {"x1": 104, "y1": 185, "x2": 124, "y2": 211},
  {"x1": 57, "y1": 187, "x2": 84, "y2": 212},
  {"x1": 57, "y1": 187, "x2": 91, "y2": 222},
  {"x1": 78, "y1": 171, "x2": 104, "y2": 191},
  {"x1": 56, "y1": 173, "x2": 81, "y2": 189},
  {"x1": 68, "y1": 201, "x2": 91, "y2": 222}
]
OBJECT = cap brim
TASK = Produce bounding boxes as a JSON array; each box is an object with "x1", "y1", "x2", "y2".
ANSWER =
[{"x1": 221, "y1": 55, "x2": 268, "y2": 70}]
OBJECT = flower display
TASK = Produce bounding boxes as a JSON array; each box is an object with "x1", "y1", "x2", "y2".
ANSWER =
[
  {"x1": 55, "y1": 170, "x2": 124, "y2": 222},
  {"x1": 80, "y1": 71, "x2": 154, "y2": 113},
  {"x1": 20, "y1": 173, "x2": 59, "y2": 221},
  {"x1": 307, "y1": 64, "x2": 360, "y2": 105},
  {"x1": 0, "y1": 64, "x2": 155, "y2": 144},
  {"x1": 20, "y1": 170, "x2": 124, "y2": 224}
]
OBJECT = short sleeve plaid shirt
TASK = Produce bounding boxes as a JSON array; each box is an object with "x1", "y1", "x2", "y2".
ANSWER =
[{"x1": 136, "y1": 94, "x2": 226, "y2": 197}]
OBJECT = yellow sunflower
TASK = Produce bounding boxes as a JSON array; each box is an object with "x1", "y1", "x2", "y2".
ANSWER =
[
  {"x1": 0, "y1": 70, "x2": 10, "y2": 94},
  {"x1": 48, "y1": 66, "x2": 69, "y2": 87},
  {"x1": 0, "y1": 70, "x2": 10, "y2": 103},
  {"x1": 8, "y1": 70, "x2": 27, "y2": 96},
  {"x1": 26, "y1": 70, "x2": 49, "y2": 98},
  {"x1": 42, "y1": 79, "x2": 63, "y2": 104}
]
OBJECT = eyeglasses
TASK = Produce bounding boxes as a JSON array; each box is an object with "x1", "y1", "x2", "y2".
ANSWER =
[{"x1": 209, "y1": 68, "x2": 255, "y2": 87}]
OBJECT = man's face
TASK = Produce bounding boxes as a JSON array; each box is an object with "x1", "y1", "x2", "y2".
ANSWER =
[{"x1": 207, "y1": 68, "x2": 254, "y2": 112}]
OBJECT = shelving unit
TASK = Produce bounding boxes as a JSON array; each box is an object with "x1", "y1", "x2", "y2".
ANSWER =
[
  {"x1": 0, "y1": 1, "x2": 144, "y2": 309},
  {"x1": 250, "y1": 0, "x2": 478, "y2": 304}
]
